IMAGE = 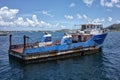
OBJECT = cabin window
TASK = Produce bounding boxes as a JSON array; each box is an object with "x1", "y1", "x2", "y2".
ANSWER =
[
  {"x1": 97, "y1": 26, "x2": 99, "y2": 28},
  {"x1": 88, "y1": 26, "x2": 90, "y2": 29},
  {"x1": 91, "y1": 25, "x2": 92, "y2": 29},
  {"x1": 86, "y1": 26, "x2": 89, "y2": 29},
  {"x1": 45, "y1": 37, "x2": 52, "y2": 42}
]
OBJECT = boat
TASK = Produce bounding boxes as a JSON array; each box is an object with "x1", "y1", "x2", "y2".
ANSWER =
[
  {"x1": 0, "y1": 32, "x2": 8, "y2": 36},
  {"x1": 8, "y1": 24, "x2": 108, "y2": 64}
]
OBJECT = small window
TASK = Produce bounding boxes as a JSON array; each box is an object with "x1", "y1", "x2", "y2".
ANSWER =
[
  {"x1": 45, "y1": 37, "x2": 52, "y2": 42},
  {"x1": 90, "y1": 26, "x2": 92, "y2": 29},
  {"x1": 97, "y1": 26, "x2": 99, "y2": 28},
  {"x1": 87, "y1": 26, "x2": 89, "y2": 29}
]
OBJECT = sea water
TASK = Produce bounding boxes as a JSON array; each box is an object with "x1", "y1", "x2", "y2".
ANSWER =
[{"x1": 0, "y1": 32, "x2": 120, "y2": 80}]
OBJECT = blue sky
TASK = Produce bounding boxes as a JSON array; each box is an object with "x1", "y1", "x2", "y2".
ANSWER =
[{"x1": 0, "y1": 0, "x2": 120, "y2": 31}]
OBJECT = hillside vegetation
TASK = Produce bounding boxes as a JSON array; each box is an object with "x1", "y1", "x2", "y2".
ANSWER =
[{"x1": 107, "y1": 23, "x2": 120, "y2": 31}]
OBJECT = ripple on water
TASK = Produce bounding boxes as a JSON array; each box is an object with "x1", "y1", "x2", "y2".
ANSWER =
[{"x1": 0, "y1": 32, "x2": 120, "y2": 80}]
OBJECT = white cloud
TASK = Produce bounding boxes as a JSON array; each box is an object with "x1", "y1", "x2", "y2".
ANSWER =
[
  {"x1": 116, "y1": 20, "x2": 120, "y2": 23},
  {"x1": 108, "y1": 17, "x2": 112, "y2": 22},
  {"x1": 64, "y1": 15, "x2": 74, "y2": 20},
  {"x1": 0, "y1": 6, "x2": 19, "y2": 20},
  {"x1": 32, "y1": 15, "x2": 38, "y2": 22},
  {"x1": 42, "y1": 10, "x2": 54, "y2": 17},
  {"x1": 0, "y1": 16, "x2": 2, "y2": 20},
  {"x1": 83, "y1": 14, "x2": 105, "y2": 23},
  {"x1": 83, "y1": 14, "x2": 88, "y2": 19},
  {"x1": 100, "y1": 0, "x2": 120, "y2": 8},
  {"x1": 77, "y1": 14, "x2": 82, "y2": 19},
  {"x1": 0, "y1": 21, "x2": 14, "y2": 26},
  {"x1": 39, "y1": 21, "x2": 52, "y2": 27},
  {"x1": 83, "y1": 14, "x2": 93, "y2": 23},
  {"x1": 116, "y1": 4, "x2": 120, "y2": 7},
  {"x1": 69, "y1": 3, "x2": 76, "y2": 7},
  {"x1": 15, "y1": 17, "x2": 29, "y2": 27},
  {"x1": 112, "y1": 0, "x2": 119, "y2": 3},
  {"x1": 106, "y1": 9, "x2": 112, "y2": 11},
  {"x1": 53, "y1": 23, "x2": 66, "y2": 28},
  {"x1": 82, "y1": 0, "x2": 94, "y2": 7},
  {"x1": 0, "y1": 6, "x2": 65, "y2": 30},
  {"x1": 92, "y1": 18, "x2": 105, "y2": 23},
  {"x1": 26, "y1": 18, "x2": 36, "y2": 27}
]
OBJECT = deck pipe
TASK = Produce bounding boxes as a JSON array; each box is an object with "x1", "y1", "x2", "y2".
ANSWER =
[
  {"x1": 23, "y1": 35, "x2": 27, "y2": 50},
  {"x1": 9, "y1": 34, "x2": 12, "y2": 51}
]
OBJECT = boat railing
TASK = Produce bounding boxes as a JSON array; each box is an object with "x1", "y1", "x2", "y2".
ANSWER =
[
  {"x1": 9, "y1": 34, "x2": 40, "y2": 51},
  {"x1": 10, "y1": 42, "x2": 39, "y2": 49},
  {"x1": 9, "y1": 34, "x2": 62, "y2": 51},
  {"x1": 11, "y1": 44, "x2": 24, "y2": 49}
]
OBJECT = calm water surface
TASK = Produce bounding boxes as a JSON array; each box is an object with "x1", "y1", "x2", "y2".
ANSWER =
[{"x1": 0, "y1": 32, "x2": 120, "y2": 80}]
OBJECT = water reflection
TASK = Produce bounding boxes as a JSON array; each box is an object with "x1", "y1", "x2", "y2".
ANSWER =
[{"x1": 9, "y1": 53, "x2": 110, "y2": 80}]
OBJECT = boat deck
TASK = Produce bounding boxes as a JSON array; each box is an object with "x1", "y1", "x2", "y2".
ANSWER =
[{"x1": 11, "y1": 48, "x2": 23, "y2": 54}]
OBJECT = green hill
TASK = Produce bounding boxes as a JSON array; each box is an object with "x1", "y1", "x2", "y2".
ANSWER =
[{"x1": 107, "y1": 23, "x2": 120, "y2": 31}]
